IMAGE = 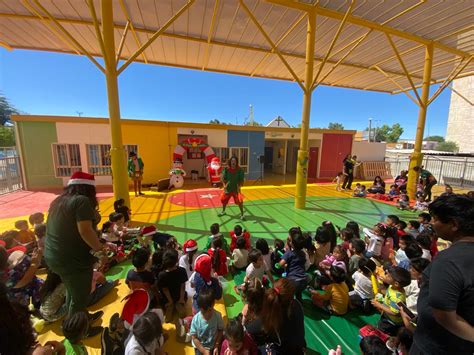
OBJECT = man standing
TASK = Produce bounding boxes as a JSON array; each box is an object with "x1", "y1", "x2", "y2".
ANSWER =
[
  {"x1": 410, "y1": 194, "x2": 474, "y2": 354},
  {"x1": 218, "y1": 156, "x2": 245, "y2": 220}
]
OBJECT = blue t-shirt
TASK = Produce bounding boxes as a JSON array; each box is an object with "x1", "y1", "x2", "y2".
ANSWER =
[
  {"x1": 192, "y1": 273, "x2": 222, "y2": 311},
  {"x1": 190, "y1": 309, "x2": 224, "y2": 349},
  {"x1": 282, "y1": 250, "x2": 306, "y2": 280}
]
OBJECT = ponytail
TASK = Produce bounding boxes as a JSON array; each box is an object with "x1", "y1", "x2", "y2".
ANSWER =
[
  {"x1": 212, "y1": 247, "x2": 221, "y2": 271},
  {"x1": 261, "y1": 278, "x2": 295, "y2": 335}
]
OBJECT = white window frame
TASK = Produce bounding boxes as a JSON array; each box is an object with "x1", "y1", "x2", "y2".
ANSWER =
[
  {"x1": 86, "y1": 144, "x2": 138, "y2": 176},
  {"x1": 230, "y1": 147, "x2": 249, "y2": 174},
  {"x1": 212, "y1": 147, "x2": 230, "y2": 166},
  {"x1": 52, "y1": 143, "x2": 82, "y2": 177}
]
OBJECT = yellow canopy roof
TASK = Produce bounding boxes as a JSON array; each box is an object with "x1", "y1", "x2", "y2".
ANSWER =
[{"x1": 1, "y1": 0, "x2": 473, "y2": 93}]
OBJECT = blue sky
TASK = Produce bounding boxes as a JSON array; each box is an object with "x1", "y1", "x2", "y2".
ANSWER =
[{"x1": 0, "y1": 48, "x2": 452, "y2": 138}]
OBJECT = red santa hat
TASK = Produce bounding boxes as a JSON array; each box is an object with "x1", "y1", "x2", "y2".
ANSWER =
[
  {"x1": 67, "y1": 171, "x2": 96, "y2": 186},
  {"x1": 121, "y1": 289, "x2": 150, "y2": 329},
  {"x1": 141, "y1": 225, "x2": 156, "y2": 237},
  {"x1": 194, "y1": 254, "x2": 212, "y2": 285},
  {"x1": 183, "y1": 239, "x2": 198, "y2": 253},
  {"x1": 211, "y1": 157, "x2": 220, "y2": 163}
]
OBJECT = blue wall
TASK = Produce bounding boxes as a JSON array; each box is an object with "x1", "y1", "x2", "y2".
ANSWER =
[{"x1": 227, "y1": 130, "x2": 265, "y2": 180}]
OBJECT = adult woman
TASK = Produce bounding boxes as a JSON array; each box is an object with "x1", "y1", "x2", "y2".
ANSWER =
[
  {"x1": 341, "y1": 154, "x2": 354, "y2": 190},
  {"x1": 411, "y1": 194, "x2": 474, "y2": 354},
  {"x1": 260, "y1": 278, "x2": 306, "y2": 354},
  {"x1": 394, "y1": 170, "x2": 408, "y2": 191},
  {"x1": 127, "y1": 151, "x2": 145, "y2": 196},
  {"x1": 218, "y1": 156, "x2": 245, "y2": 220},
  {"x1": 44, "y1": 172, "x2": 105, "y2": 333},
  {"x1": 413, "y1": 166, "x2": 437, "y2": 201},
  {"x1": 367, "y1": 176, "x2": 386, "y2": 194}
]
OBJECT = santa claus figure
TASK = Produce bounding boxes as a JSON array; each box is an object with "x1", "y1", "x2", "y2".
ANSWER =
[
  {"x1": 207, "y1": 157, "x2": 223, "y2": 187},
  {"x1": 169, "y1": 159, "x2": 186, "y2": 190}
]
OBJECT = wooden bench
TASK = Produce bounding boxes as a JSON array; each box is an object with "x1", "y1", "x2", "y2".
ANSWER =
[{"x1": 355, "y1": 161, "x2": 392, "y2": 180}]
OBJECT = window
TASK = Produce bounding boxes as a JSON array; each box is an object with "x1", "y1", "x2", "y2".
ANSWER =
[
  {"x1": 52, "y1": 144, "x2": 82, "y2": 177},
  {"x1": 86, "y1": 144, "x2": 138, "y2": 176},
  {"x1": 230, "y1": 147, "x2": 249, "y2": 174},
  {"x1": 212, "y1": 147, "x2": 230, "y2": 165}
]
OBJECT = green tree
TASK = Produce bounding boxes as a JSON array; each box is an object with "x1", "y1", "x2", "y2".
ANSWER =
[
  {"x1": 0, "y1": 126, "x2": 15, "y2": 146},
  {"x1": 328, "y1": 122, "x2": 344, "y2": 130},
  {"x1": 424, "y1": 135, "x2": 445, "y2": 142},
  {"x1": 370, "y1": 123, "x2": 404, "y2": 143},
  {"x1": 0, "y1": 95, "x2": 18, "y2": 125},
  {"x1": 435, "y1": 141, "x2": 459, "y2": 153}
]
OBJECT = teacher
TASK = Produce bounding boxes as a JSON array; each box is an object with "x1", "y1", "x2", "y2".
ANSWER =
[
  {"x1": 44, "y1": 172, "x2": 105, "y2": 333},
  {"x1": 128, "y1": 151, "x2": 145, "y2": 196},
  {"x1": 413, "y1": 166, "x2": 437, "y2": 201},
  {"x1": 218, "y1": 156, "x2": 245, "y2": 220},
  {"x1": 341, "y1": 154, "x2": 355, "y2": 191}
]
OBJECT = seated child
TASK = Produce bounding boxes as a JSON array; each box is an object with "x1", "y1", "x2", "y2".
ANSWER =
[
  {"x1": 34, "y1": 224, "x2": 47, "y2": 251},
  {"x1": 405, "y1": 257, "x2": 430, "y2": 316},
  {"x1": 415, "y1": 233, "x2": 432, "y2": 261},
  {"x1": 190, "y1": 288, "x2": 224, "y2": 355},
  {"x1": 319, "y1": 245, "x2": 347, "y2": 273},
  {"x1": 114, "y1": 198, "x2": 131, "y2": 224},
  {"x1": 412, "y1": 195, "x2": 428, "y2": 212},
  {"x1": 231, "y1": 236, "x2": 249, "y2": 271},
  {"x1": 62, "y1": 311, "x2": 102, "y2": 353},
  {"x1": 371, "y1": 266, "x2": 411, "y2": 336},
  {"x1": 387, "y1": 185, "x2": 400, "y2": 200},
  {"x1": 348, "y1": 238, "x2": 366, "y2": 276},
  {"x1": 165, "y1": 236, "x2": 183, "y2": 257},
  {"x1": 109, "y1": 212, "x2": 140, "y2": 241},
  {"x1": 340, "y1": 228, "x2": 356, "y2": 253},
  {"x1": 279, "y1": 229, "x2": 308, "y2": 301},
  {"x1": 310, "y1": 265, "x2": 349, "y2": 315},
  {"x1": 192, "y1": 254, "x2": 223, "y2": 313},
  {"x1": 391, "y1": 234, "x2": 415, "y2": 267},
  {"x1": 179, "y1": 239, "x2": 199, "y2": 279},
  {"x1": 244, "y1": 249, "x2": 274, "y2": 286},
  {"x1": 406, "y1": 221, "x2": 420, "y2": 238},
  {"x1": 349, "y1": 257, "x2": 376, "y2": 310},
  {"x1": 313, "y1": 226, "x2": 331, "y2": 266},
  {"x1": 220, "y1": 317, "x2": 258, "y2": 355},
  {"x1": 125, "y1": 311, "x2": 165, "y2": 354},
  {"x1": 353, "y1": 183, "x2": 367, "y2": 197},
  {"x1": 230, "y1": 225, "x2": 251, "y2": 252},
  {"x1": 126, "y1": 248, "x2": 155, "y2": 290},
  {"x1": 208, "y1": 237, "x2": 228, "y2": 276},
  {"x1": 28, "y1": 212, "x2": 45, "y2": 228},
  {"x1": 88, "y1": 267, "x2": 118, "y2": 307},
  {"x1": 397, "y1": 193, "x2": 410, "y2": 210},
  {"x1": 255, "y1": 238, "x2": 271, "y2": 272},
  {"x1": 360, "y1": 336, "x2": 392, "y2": 355},
  {"x1": 363, "y1": 223, "x2": 387, "y2": 259},
  {"x1": 398, "y1": 243, "x2": 422, "y2": 270},
  {"x1": 417, "y1": 213, "x2": 431, "y2": 233},
  {"x1": 101, "y1": 221, "x2": 120, "y2": 243},
  {"x1": 14, "y1": 220, "x2": 36, "y2": 252},
  {"x1": 206, "y1": 223, "x2": 230, "y2": 255},
  {"x1": 156, "y1": 249, "x2": 188, "y2": 323},
  {"x1": 270, "y1": 239, "x2": 285, "y2": 275},
  {"x1": 241, "y1": 278, "x2": 265, "y2": 327}
]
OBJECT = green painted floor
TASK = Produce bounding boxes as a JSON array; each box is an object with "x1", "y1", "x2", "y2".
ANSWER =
[{"x1": 150, "y1": 196, "x2": 417, "y2": 354}]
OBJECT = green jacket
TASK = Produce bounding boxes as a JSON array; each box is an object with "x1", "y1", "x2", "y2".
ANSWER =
[{"x1": 127, "y1": 157, "x2": 144, "y2": 175}]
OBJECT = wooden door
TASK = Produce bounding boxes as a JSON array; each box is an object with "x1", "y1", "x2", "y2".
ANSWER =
[{"x1": 308, "y1": 147, "x2": 319, "y2": 180}]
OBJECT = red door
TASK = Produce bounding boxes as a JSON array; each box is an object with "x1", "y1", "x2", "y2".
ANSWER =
[{"x1": 308, "y1": 147, "x2": 319, "y2": 181}]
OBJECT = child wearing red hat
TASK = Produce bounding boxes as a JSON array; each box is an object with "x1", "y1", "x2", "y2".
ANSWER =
[
  {"x1": 179, "y1": 239, "x2": 199, "y2": 279},
  {"x1": 192, "y1": 254, "x2": 223, "y2": 314}
]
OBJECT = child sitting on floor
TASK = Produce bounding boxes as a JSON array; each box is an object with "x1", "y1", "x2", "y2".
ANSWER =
[
  {"x1": 310, "y1": 265, "x2": 349, "y2": 315},
  {"x1": 28, "y1": 212, "x2": 45, "y2": 228},
  {"x1": 124, "y1": 311, "x2": 165, "y2": 354},
  {"x1": 192, "y1": 254, "x2": 223, "y2": 314},
  {"x1": 208, "y1": 237, "x2": 228, "y2": 277},
  {"x1": 398, "y1": 193, "x2": 410, "y2": 210},
  {"x1": 220, "y1": 316, "x2": 258, "y2": 355},
  {"x1": 270, "y1": 239, "x2": 285, "y2": 275},
  {"x1": 371, "y1": 266, "x2": 411, "y2": 336},
  {"x1": 156, "y1": 249, "x2": 188, "y2": 323},
  {"x1": 349, "y1": 257, "x2": 376, "y2": 312},
  {"x1": 255, "y1": 238, "x2": 271, "y2": 272},
  {"x1": 231, "y1": 236, "x2": 249, "y2": 272},
  {"x1": 353, "y1": 183, "x2": 366, "y2": 197},
  {"x1": 348, "y1": 238, "x2": 366, "y2": 276},
  {"x1": 126, "y1": 247, "x2": 154, "y2": 291},
  {"x1": 313, "y1": 226, "x2": 332, "y2": 266},
  {"x1": 230, "y1": 225, "x2": 251, "y2": 252},
  {"x1": 412, "y1": 195, "x2": 429, "y2": 212},
  {"x1": 406, "y1": 221, "x2": 420, "y2": 238},
  {"x1": 34, "y1": 223, "x2": 46, "y2": 251},
  {"x1": 190, "y1": 288, "x2": 224, "y2": 355},
  {"x1": 205, "y1": 223, "x2": 230, "y2": 255},
  {"x1": 244, "y1": 249, "x2": 274, "y2": 287},
  {"x1": 363, "y1": 223, "x2": 388, "y2": 260},
  {"x1": 387, "y1": 185, "x2": 400, "y2": 200},
  {"x1": 114, "y1": 198, "x2": 131, "y2": 225},
  {"x1": 62, "y1": 312, "x2": 99, "y2": 354},
  {"x1": 14, "y1": 220, "x2": 36, "y2": 252}
]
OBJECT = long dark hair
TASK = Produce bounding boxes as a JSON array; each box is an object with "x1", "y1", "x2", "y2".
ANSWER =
[
  {"x1": 261, "y1": 278, "x2": 295, "y2": 335},
  {"x1": 211, "y1": 237, "x2": 223, "y2": 271},
  {"x1": 228, "y1": 155, "x2": 239, "y2": 167},
  {"x1": 49, "y1": 184, "x2": 99, "y2": 218}
]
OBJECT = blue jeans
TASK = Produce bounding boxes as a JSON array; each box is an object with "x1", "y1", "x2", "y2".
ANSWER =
[{"x1": 88, "y1": 280, "x2": 115, "y2": 306}]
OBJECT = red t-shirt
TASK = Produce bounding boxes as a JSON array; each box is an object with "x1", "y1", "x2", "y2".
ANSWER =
[
  {"x1": 230, "y1": 231, "x2": 251, "y2": 252},
  {"x1": 208, "y1": 248, "x2": 228, "y2": 276}
]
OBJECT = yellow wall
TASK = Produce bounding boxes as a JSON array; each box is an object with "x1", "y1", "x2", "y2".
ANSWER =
[{"x1": 122, "y1": 121, "x2": 178, "y2": 184}]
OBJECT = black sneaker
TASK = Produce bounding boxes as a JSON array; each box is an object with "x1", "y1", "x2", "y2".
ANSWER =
[
  {"x1": 89, "y1": 310, "x2": 104, "y2": 323},
  {"x1": 87, "y1": 326, "x2": 103, "y2": 338}
]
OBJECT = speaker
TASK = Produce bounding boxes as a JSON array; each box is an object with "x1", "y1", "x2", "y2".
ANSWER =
[{"x1": 258, "y1": 155, "x2": 265, "y2": 164}]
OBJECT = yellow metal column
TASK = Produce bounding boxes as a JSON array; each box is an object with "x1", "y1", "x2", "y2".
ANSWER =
[
  {"x1": 101, "y1": 0, "x2": 130, "y2": 206},
  {"x1": 407, "y1": 43, "x2": 433, "y2": 200},
  {"x1": 295, "y1": 11, "x2": 316, "y2": 209}
]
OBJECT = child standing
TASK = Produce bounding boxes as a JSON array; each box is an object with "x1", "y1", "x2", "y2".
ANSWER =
[
  {"x1": 156, "y1": 249, "x2": 188, "y2": 323},
  {"x1": 230, "y1": 225, "x2": 251, "y2": 252},
  {"x1": 125, "y1": 247, "x2": 155, "y2": 291},
  {"x1": 244, "y1": 249, "x2": 274, "y2": 286},
  {"x1": 208, "y1": 237, "x2": 228, "y2": 276},
  {"x1": 310, "y1": 265, "x2": 349, "y2": 315},
  {"x1": 279, "y1": 230, "x2": 308, "y2": 302},
  {"x1": 333, "y1": 172, "x2": 344, "y2": 191},
  {"x1": 220, "y1": 317, "x2": 258, "y2": 355},
  {"x1": 371, "y1": 267, "x2": 411, "y2": 336},
  {"x1": 231, "y1": 236, "x2": 249, "y2": 271},
  {"x1": 190, "y1": 288, "x2": 224, "y2": 355},
  {"x1": 349, "y1": 257, "x2": 376, "y2": 310}
]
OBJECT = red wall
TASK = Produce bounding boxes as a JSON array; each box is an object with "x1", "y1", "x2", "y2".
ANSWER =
[{"x1": 319, "y1": 133, "x2": 353, "y2": 178}]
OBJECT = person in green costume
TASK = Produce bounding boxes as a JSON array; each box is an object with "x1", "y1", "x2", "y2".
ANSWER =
[
  {"x1": 219, "y1": 156, "x2": 245, "y2": 220},
  {"x1": 44, "y1": 171, "x2": 105, "y2": 337},
  {"x1": 128, "y1": 151, "x2": 145, "y2": 196},
  {"x1": 413, "y1": 166, "x2": 437, "y2": 202}
]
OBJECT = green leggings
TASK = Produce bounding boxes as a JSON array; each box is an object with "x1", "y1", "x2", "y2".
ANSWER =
[{"x1": 49, "y1": 265, "x2": 93, "y2": 315}]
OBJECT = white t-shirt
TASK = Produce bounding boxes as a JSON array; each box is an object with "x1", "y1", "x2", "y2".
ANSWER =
[
  {"x1": 232, "y1": 249, "x2": 249, "y2": 269},
  {"x1": 352, "y1": 271, "x2": 374, "y2": 299},
  {"x1": 421, "y1": 249, "x2": 432, "y2": 261},
  {"x1": 404, "y1": 279, "x2": 420, "y2": 316},
  {"x1": 395, "y1": 249, "x2": 408, "y2": 265},
  {"x1": 124, "y1": 309, "x2": 164, "y2": 354},
  {"x1": 364, "y1": 228, "x2": 384, "y2": 257},
  {"x1": 246, "y1": 262, "x2": 265, "y2": 281},
  {"x1": 179, "y1": 254, "x2": 193, "y2": 278}
]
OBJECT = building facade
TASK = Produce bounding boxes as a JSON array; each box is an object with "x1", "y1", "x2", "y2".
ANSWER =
[{"x1": 13, "y1": 115, "x2": 355, "y2": 190}]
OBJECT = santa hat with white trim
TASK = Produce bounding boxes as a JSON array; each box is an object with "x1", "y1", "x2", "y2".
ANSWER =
[
  {"x1": 183, "y1": 239, "x2": 198, "y2": 253},
  {"x1": 67, "y1": 171, "x2": 96, "y2": 186},
  {"x1": 141, "y1": 225, "x2": 156, "y2": 237}
]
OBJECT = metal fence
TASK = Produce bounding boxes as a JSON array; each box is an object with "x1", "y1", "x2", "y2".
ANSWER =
[
  {"x1": 386, "y1": 155, "x2": 474, "y2": 189},
  {"x1": 0, "y1": 156, "x2": 23, "y2": 194}
]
